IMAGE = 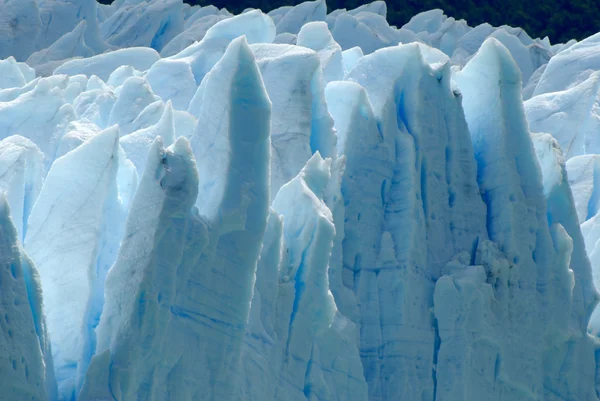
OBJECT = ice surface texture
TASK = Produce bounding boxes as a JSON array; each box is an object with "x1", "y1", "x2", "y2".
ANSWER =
[{"x1": 0, "y1": 1, "x2": 599, "y2": 401}]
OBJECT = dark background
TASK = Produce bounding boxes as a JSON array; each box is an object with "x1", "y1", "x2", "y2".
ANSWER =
[{"x1": 97, "y1": 0, "x2": 600, "y2": 44}]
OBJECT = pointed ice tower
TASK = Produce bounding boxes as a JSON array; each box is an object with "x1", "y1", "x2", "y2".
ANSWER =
[
  {"x1": 120, "y1": 100, "x2": 177, "y2": 177},
  {"x1": 238, "y1": 153, "x2": 368, "y2": 401},
  {"x1": 82, "y1": 36, "x2": 271, "y2": 401},
  {"x1": 343, "y1": 42, "x2": 487, "y2": 401},
  {"x1": 24, "y1": 127, "x2": 123, "y2": 400},
  {"x1": 81, "y1": 137, "x2": 208, "y2": 401},
  {"x1": 0, "y1": 195, "x2": 57, "y2": 401},
  {"x1": 451, "y1": 37, "x2": 598, "y2": 401},
  {"x1": 272, "y1": 153, "x2": 368, "y2": 401},
  {"x1": 0, "y1": 78, "x2": 75, "y2": 167},
  {"x1": 250, "y1": 42, "x2": 336, "y2": 197}
]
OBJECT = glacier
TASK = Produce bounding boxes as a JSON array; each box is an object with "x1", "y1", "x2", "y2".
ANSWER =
[{"x1": 0, "y1": 1, "x2": 600, "y2": 401}]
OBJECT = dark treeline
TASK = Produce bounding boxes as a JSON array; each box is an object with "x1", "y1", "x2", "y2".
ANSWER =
[{"x1": 98, "y1": 0, "x2": 600, "y2": 44}]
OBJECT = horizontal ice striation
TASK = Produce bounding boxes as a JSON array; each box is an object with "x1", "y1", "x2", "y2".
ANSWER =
[
  {"x1": 1, "y1": 2, "x2": 600, "y2": 401},
  {"x1": 0, "y1": 195, "x2": 56, "y2": 401}
]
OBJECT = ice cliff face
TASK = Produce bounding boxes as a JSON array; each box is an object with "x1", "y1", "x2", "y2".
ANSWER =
[{"x1": 0, "y1": 1, "x2": 600, "y2": 401}]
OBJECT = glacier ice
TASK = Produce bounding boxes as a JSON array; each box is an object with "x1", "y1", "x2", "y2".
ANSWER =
[
  {"x1": 1, "y1": 1, "x2": 600, "y2": 401},
  {"x1": 0, "y1": 136, "x2": 45, "y2": 242},
  {"x1": 0, "y1": 194, "x2": 56, "y2": 401},
  {"x1": 26, "y1": 21, "x2": 95, "y2": 77},
  {"x1": 54, "y1": 47, "x2": 160, "y2": 81},
  {"x1": 24, "y1": 127, "x2": 124, "y2": 400},
  {"x1": 525, "y1": 72, "x2": 600, "y2": 159}
]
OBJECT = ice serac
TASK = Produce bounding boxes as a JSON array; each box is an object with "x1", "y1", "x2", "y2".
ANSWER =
[
  {"x1": 56, "y1": 120, "x2": 101, "y2": 158},
  {"x1": 534, "y1": 33, "x2": 600, "y2": 96},
  {"x1": 451, "y1": 22, "x2": 495, "y2": 62},
  {"x1": 160, "y1": 14, "x2": 228, "y2": 57},
  {"x1": 0, "y1": 136, "x2": 45, "y2": 242},
  {"x1": 0, "y1": 0, "x2": 41, "y2": 61},
  {"x1": 190, "y1": 35, "x2": 270, "y2": 219},
  {"x1": 178, "y1": 35, "x2": 271, "y2": 401},
  {"x1": 525, "y1": 72, "x2": 600, "y2": 160},
  {"x1": 0, "y1": 78, "x2": 75, "y2": 166},
  {"x1": 36, "y1": 0, "x2": 107, "y2": 55},
  {"x1": 271, "y1": 153, "x2": 367, "y2": 401},
  {"x1": 107, "y1": 76, "x2": 159, "y2": 135},
  {"x1": 348, "y1": 1, "x2": 387, "y2": 16},
  {"x1": 238, "y1": 154, "x2": 368, "y2": 401},
  {"x1": 297, "y1": 21, "x2": 344, "y2": 83},
  {"x1": 323, "y1": 80, "x2": 385, "y2": 322},
  {"x1": 331, "y1": 13, "x2": 399, "y2": 55},
  {"x1": 237, "y1": 209, "x2": 286, "y2": 400},
  {"x1": 345, "y1": 42, "x2": 487, "y2": 401},
  {"x1": 148, "y1": 9, "x2": 275, "y2": 110},
  {"x1": 531, "y1": 134, "x2": 599, "y2": 395},
  {"x1": 566, "y1": 155, "x2": 600, "y2": 224},
  {"x1": 107, "y1": 66, "x2": 142, "y2": 88},
  {"x1": 54, "y1": 47, "x2": 160, "y2": 81},
  {"x1": 403, "y1": 9, "x2": 445, "y2": 34},
  {"x1": 249, "y1": 43, "x2": 335, "y2": 197},
  {"x1": 27, "y1": 21, "x2": 95, "y2": 77},
  {"x1": 522, "y1": 64, "x2": 547, "y2": 100},
  {"x1": 72, "y1": 88, "x2": 116, "y2": 129},
  {"x1": 101, "y1": 0, "x2": 184, "y2": 51},
  {"x1": 24, "y1": 127, "x2": 123, "y2": 401},
  {"x1": 80, "y1": 137, "x2": 208, "y2": 401},
  {"x1": 341, "y1": 46, "x2": 363, "y2": 73},
  {"x1": 0, "y1": 57, "x2": 29, "y2": 90},
  {"x1": 184, "y1": 4, "x2": 220, "y2": 28},
  {"x1": 85, "y1": 36, "x2": 271, "y2": 401},
  {"x1": 124, "y1": 99, "x2": 197, "y2": 138},
  {"x1": 0, "y1": 195, "x2": 56, "y2": 401},
  {"x1": 486, "y1": 29, "x2": 551, "y2": 85},
  {"x1": 120, "y1": 100, "x2": 177, "y2": 176},
  {"x1": 454, "y1": 37, "x2": 597, "y2": 401},
  {"x1": 276, "y1": 0, "x2": 326, "y2": 35}
]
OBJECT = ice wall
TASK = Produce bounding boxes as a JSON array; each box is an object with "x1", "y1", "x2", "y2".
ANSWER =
[
  {"x1": 0, "y1": 195, "x2": 56, "y2": 401},
  {"x1": 0, "y1": 2, "x2": 597, "y2": 401}
]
